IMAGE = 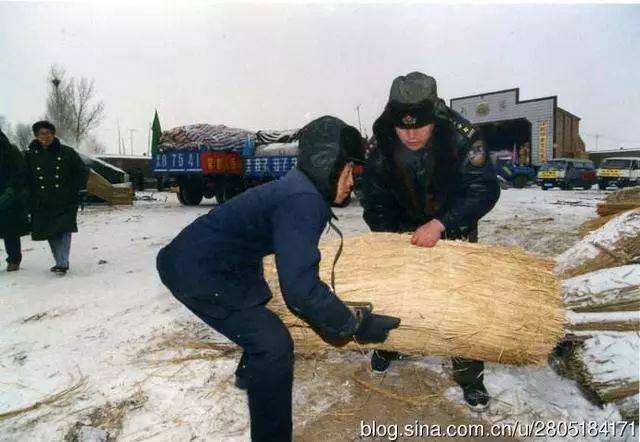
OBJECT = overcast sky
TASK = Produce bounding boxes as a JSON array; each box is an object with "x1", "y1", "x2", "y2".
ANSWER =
[{"x1": 1, "y1": 1, "x2": 639, "y2": 154}]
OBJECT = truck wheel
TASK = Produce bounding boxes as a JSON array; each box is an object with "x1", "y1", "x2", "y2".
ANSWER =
[
  {"x1": 582, "y1": 182, "x2": 592, "y2": 190},
  {"x1": 224, "y1": 179, "x2": 245, "y2": 201},
  {"x1": 179, "y1": 181, "x2": 203, "y2": 206},
  {"x1": 513, "y1": 175, "x2": 527, "y2": 189},
  {"x1": 176, "y1": 187, "x2": 186, "y2": 205},
  {"x1": 214, "y1": 183, "x2": 226, "y2": 205}
]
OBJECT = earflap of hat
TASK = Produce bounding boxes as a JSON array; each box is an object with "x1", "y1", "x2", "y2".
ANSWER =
[{"x1": 339, "y1": 125, "x2": 365, "y2": 165}]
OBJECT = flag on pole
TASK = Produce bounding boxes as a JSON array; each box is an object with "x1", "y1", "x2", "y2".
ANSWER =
[{"x1": 151, "y1": 110, "x2": 162, "y2": 155}]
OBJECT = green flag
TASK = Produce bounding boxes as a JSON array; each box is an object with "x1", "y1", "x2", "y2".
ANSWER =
[{"x1": 151, "y1": 110, "x2": 162, "y2": 154}]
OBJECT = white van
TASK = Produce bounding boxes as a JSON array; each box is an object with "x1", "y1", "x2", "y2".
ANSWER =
[{"x1": 597, "y1": 157, "x2": 640, "y2": 190}]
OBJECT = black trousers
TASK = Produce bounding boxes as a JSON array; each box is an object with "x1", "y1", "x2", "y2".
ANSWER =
[
  {"x1": 3, "y1": 237, "x2": 22, "y2": 264},
  {"x1": 375, "y1": 226, "x2": 485, "y2": 390},
  {"x1": 176, "y1": 295, "x2": 294, "y2": 442}
]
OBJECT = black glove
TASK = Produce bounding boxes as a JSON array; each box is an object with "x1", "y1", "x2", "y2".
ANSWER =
[{"x1": 352, "y1": 306, "x2": 401, "y2": 344}]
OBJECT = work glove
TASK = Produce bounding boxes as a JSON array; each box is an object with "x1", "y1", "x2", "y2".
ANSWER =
[{"x1": 351, "y1": 305, "x2": 401, "y2": 344}]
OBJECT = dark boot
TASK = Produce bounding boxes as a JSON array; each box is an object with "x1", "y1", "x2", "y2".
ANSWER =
[
  {"x1": 371, "y1": 350, "x2": 400, "y2": 372},
  {"x1": 7, "y1": 262, "x2": 20, "y2": 272},
  {"x1": 462, "y1": 383, "x2": 490, "y2": 412},
  {"x1": 452, "y1": 357, "x2": 490, "y2": 412}
]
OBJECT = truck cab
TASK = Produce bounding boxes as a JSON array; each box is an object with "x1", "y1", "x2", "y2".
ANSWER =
[
  {"x1": 597, "y1": 157, "x2": 640, "y2": 190},
  {"x1": 537, "y1": 158, "x2": 597, "y2": 190}
]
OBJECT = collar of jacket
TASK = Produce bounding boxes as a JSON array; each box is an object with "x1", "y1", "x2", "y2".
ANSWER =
[{"x1": 29, "y1": 137, "x2": 62, "y2": 152}]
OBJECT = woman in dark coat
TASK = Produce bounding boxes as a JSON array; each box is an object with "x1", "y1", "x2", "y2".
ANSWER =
[
  {"x1": 0, "y1": 129, "x2": 30, "y2": 271},
  {"x1": 24, "y1": 121, "x2": 89, "y2": 274}
]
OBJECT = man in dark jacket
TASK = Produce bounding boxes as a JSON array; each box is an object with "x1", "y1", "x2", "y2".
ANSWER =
[
  {"x1": 0, "y1": 129, "x2": 30, "y2": 271},
  {"x1": 157, "y1": 116, "x2": 401, "y2": 442},
  {"x1": 361, "y1": 72, "x2": 500, "y2": 411},
  {"x1": 24, "y1": 121, "x2": 89, "y2": 274}
]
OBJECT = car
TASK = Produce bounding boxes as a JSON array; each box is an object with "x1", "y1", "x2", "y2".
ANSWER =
[
  {"x1": 597, "y1": 157, "x2": 640, "y2": 190},
  {"x1": 537, "y1": 158, "x2": 597, "y2": 190}
]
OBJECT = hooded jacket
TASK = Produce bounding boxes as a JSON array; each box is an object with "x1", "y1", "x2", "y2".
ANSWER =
[
  {"x1": 157, "y1": 116, "x2": 362, "y2": 339},
  {"x1": 361, "y1": 100, "x2": 500, "y2": 237}
]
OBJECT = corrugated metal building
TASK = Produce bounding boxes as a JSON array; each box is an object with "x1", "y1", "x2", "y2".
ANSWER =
[{"x1": 450, "y1": 88, "x2": 585, "y2": 166}]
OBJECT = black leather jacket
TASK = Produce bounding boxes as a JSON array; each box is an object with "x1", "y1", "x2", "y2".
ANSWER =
[{"x1": 361, "y1": 101, "x2": 500, "y2": 239}]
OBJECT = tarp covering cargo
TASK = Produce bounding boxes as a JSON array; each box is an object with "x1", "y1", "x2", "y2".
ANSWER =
[
  {"x1": 254, "y1": 142, "x2": 299, "y2": 157},
  {"x1": 159, "y1": 124, "x2": 254, "y2": 152},
  {"x1": 255, "y1": 129, "x2": 300, "y2": 145}
]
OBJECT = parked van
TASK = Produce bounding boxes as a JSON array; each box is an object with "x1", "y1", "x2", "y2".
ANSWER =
[
  {"x1": 597, "y1": 157, "x2": 640, "y2": 190},
  {"x1": 536, "y1": 158, "x2": 597, "y2": 190}
]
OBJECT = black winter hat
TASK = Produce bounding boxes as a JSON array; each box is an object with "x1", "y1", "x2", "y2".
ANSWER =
[
  {"x1": 32, "y1": 120, "x2": 56, "y2": 135},
  {"x1": 387, "y1": 72, "x2": 438, "y2": 129},
  {"x1": 297, "y1": 115, "x2": 364, "y2": 203}
]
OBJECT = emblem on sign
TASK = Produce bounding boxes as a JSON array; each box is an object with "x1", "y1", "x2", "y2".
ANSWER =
[
  {"x1": 476, "y1": 102, "x2": 490, "y2": 116},
  {"x1": 402, "y1": 114, "x2": 416, "y2": 126}
]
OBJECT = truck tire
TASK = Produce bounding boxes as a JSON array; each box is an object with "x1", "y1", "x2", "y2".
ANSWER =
[
  {"x1": 214, "y1": 186, "x2": 226, "y2": 205},
  {"x1": 512, "y1": 175, "x2": 527, "y2": 189},
  {"x1": 179, "y1": 180, "x2": 204, "y2": 206},
  {"x1": 582, "y1": 182, "x2": 592, "y2": 190}
]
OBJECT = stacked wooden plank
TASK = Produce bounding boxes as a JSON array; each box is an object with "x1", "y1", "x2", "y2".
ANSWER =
[
  {"x1": 86, "y1": 169, "x2": 134, "y2": 205},
  {"x1": 264, "y1": 233, "x2": 564, "y2": 366}
]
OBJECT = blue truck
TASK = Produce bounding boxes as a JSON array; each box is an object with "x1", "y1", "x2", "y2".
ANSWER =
[{"x1": 151, "y1": 127, "x2": 300, "y2": 206}]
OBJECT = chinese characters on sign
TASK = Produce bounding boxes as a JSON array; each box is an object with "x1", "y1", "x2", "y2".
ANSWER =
[{"x1": 538, "y1": 121, "x2": 548, "y2": 163}]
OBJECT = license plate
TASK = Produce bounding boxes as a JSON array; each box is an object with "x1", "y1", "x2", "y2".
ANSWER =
[
  {"x1": 599, "y1": 169, "x2": 623, "y2": 177},
  {"x1": 153, "y1": 151, "x2": 201, "y2": 172},
  {"x1": 538, "y1": 171, "x2": 557, "y2": 179},
  {"x1": 244, "y1": 156, "x2": 297, "y2": 178}
]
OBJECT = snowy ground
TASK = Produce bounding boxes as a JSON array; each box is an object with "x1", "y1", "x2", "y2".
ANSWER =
[{"x1": 0, "y1": 186, "x2": 636, "y2": 441}]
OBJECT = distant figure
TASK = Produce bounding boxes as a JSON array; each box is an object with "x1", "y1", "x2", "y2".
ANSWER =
[
  {"x1": 24, "y1": 121, "x2": 89, "y2": 275},
  {"x1": 519, "y1": 142, "x2": 531, "y2": 166},
  {"x1": 0, "y1": 129, "x2": 30, "y2": 271}
]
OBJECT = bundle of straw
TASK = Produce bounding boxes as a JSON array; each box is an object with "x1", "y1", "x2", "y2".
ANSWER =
[
  {"x1": 597, "y1": 186, "x2": 640, "y2": 216},
  {"x1": 264, "y1": 233, "x2": 563, "y2": 366}
]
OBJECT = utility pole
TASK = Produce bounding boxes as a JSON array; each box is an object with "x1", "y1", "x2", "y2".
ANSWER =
[
  {"x1": 355, "y1": 105, "x2": 363, "y2": 135},
  {"x1": 586, "y1": 133, "x2": 602, "y2": 150},
  {"x1": 117, "y1": 121, "x2": 122, "y2": 155},
  {"x1": 128, "y1": 129, "x2": 136, "y2": 155},
  {"x1": 147, "y1": 123, "x2": 152, "y2": 156}
]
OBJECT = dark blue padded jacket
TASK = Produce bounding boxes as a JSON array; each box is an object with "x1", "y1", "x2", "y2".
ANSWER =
[{"x1": 156, "y1": 168, "x2": 357, "y2": 339}]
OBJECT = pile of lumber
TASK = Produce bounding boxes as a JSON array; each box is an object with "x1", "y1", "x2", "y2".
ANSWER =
[
  {"x1": 86, "y1": 169, "x2": 134, "y2": 205},
  {"x1": 559, "y1": 213, "x2": 640, "y2": 423},
  {"x1": 264, "y1": 233, "x2": 564, "y2": 366}
]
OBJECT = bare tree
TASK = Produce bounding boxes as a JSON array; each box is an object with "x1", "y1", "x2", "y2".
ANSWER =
[
  {"x1": 46, "y1": 65, "x2": 105, "y2": 147},
  {"x1": 13, "y1": 123, "x2": 33, "y2": 151},
  {"x1": 82, "y1": 135, "x2": 107, "y2": 155}
]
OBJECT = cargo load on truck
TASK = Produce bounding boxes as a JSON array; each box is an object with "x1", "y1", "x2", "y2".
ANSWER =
[{"x1": 158, "y1": 124, "x2": 254, "y2": 152}]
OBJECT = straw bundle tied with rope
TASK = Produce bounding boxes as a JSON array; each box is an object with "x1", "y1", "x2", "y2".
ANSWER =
[{"x1": 264, "y1": 233, "x2": 564, "y2": 366}]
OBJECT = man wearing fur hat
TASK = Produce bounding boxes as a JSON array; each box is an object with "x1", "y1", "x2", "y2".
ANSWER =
[
  {"x1": 157, "y1": 116, "x2": 400, "y2": 441},
  {"x1": 25, "y1": 121, "x2": 89, "y2": 275},
  {"x1": 361, "y1": 72, "x2": 500, "y2": 411}
]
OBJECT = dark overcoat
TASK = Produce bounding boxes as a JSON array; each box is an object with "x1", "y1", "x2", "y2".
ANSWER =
[{"x1": 24, "y1": 138, "x2": 89, "y2": 240}]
